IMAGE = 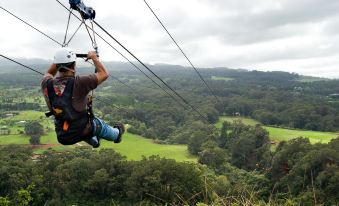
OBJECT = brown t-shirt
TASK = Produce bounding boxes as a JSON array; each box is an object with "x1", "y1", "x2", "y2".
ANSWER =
[{"x1": 41, "y1": 74, "x2": 98, "y2": 112}]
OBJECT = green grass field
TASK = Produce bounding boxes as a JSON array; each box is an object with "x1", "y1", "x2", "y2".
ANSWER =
[
  {"x1": 217, "y1": 116, "x2": 338, "y2": 144},
  {"x1": 296, "y1": 76, "x2": 328, "y2": 82},
  {"x1": 0, "y1": 134, "x2": 30, "y2": 144},
  {"x1": 0, "y1": 110, "x2": 45, "y2": 122},
  {"x1": 0, "y1": 132, "x2": 196, "y2": 162},
  {"x1": 264, "y1": 127, "x2": 337, "y2": 144},
  {"x1": 216, "y1": 116, "x2": 259, "y2": 128},
  {"x1": 211, "y1": 76, "x2": 233, "y2": 81},
  {"x1": 0, "y1": 111, "x2": 196, "y2": 162},
  {"x1": 10, "y1": 110, "x2": 45, "y2": 120},
  {"x1": 101, "y1": 133, "x2": 196, "y2": 162}
]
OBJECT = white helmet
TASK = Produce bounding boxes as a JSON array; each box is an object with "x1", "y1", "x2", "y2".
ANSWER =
[{"x1": 54, "y1": 47, "x2": 76, "y2": 64}]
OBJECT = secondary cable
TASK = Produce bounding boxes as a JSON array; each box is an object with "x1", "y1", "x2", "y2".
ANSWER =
[
  {"x1": 0, "y1": 6, "x2": 62, "y2": 47},
  {"x1": 0, "y1": 54, "x2": 44, "y2": 75},
  {"x1": 93, "y1": 20, "x2": 209, "y2": 122},
  {"x1": 0, "y1": 6, "x2": 139, "y2": 97},
  {"x1": 143, "y1": 0, "x2": 220, "y2": 102}
]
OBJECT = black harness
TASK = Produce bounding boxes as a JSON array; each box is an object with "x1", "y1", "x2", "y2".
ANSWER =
[{"x1": 45, "y1": 77, "x2": 93, "y2": 145}]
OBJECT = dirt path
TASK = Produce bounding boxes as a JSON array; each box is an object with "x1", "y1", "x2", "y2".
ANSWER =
[{"x1": 30, "y1": 143, "x2": 61, "y2": 149}]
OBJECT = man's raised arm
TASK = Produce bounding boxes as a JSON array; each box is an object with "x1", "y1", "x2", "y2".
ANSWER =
[
  {"x1": 45, "y1": 63, "x2": 58, "y2": 78},
  {"x1": 87, "y1": 51, "x2": 108, "y2": 85}
]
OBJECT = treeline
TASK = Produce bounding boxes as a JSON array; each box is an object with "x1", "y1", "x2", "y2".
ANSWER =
[
  {"x1": 0, "y1": 132, "x2": 337, "y2": 206},
  {"x1": 221, "y1": 91, "x2": 339, "y2": 131},
  {"x1": 0, "y1": 145, "x2": 267, "y2": 205},
  {"x1": 193, "y1": 121, "x2": 339, "y2": 205},
  {"x1": 95, "y1": 67, "x2": 339, "y2": 132},
  {"x1": 0, "y1": 103, "x2": 40, "y2": 111},
  {"x1": 0, "y1": 146, "x2": 205, "y2": 205}
]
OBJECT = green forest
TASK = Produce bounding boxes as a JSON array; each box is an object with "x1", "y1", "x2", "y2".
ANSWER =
[{"x1": 0, "y1": 62, "x2": 338, "y2": 205}]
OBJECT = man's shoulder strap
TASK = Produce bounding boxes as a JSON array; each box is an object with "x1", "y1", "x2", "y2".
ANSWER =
[
  {"x1": 64, "y1": 77, "x2": 75, "y2": 95},
  {"x1": 45, "y1": 79, "x2": 55, "y2": 117},
  {"x1": 46, "y1": 78, "x2": 56, "y2": 100}
]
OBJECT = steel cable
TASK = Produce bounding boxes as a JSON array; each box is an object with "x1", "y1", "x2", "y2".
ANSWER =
[{"x1": 143, "y1": 0, "x2": 220, "y2": 103}]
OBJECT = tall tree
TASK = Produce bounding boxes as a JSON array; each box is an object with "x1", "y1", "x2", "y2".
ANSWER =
[{"x1": 24, "y1": 121, "x2": 44, "y2": 137}]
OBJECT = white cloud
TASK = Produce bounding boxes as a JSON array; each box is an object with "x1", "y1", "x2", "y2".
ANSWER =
[{"x1": 1, "y1": 0, "x2": 339, "y2": 77}]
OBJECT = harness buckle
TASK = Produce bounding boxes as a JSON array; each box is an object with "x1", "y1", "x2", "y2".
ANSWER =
[{"x1": 53, "y1": 107, "x2": 63, "y2": 115}]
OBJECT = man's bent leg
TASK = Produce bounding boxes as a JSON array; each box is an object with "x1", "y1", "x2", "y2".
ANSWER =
[{"x1": 92, "y1": 118, "x2": 120, "y2": 142}]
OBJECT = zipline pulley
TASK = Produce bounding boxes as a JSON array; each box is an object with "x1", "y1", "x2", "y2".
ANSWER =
[
  {"x1": 62, "y1": 0, "x2": 99, "y2": 56},
  {"x1": 69, "y1": 0, "x2": 95, "y2": 20}
]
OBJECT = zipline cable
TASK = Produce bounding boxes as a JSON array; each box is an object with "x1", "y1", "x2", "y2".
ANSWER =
[
  {"x1": 55, "y1": 0, "x2": 189, "y2": 110},
  {"x1": 0, "y1": 5, "x2": 183, "y2": 120},
  {"x1": 0, "y1": 54, "x2": 44, "y2": 75},
  {"x1": 81, "y1": 60, "x2": 144, "y2": 97},
  {"x1": 61, "y1": 2, "x2": 208, "y2": 120},
  {"x1": 56, "y1": 2, "x2": 211, "y2": 121},
  {"x1": 143, "y1": 0, "x2": 220, "y2": 102},
  {"x1": 0, "y1": 6, "x2": 140, "y2": 97},
  {"x1": 63, "y1": 8, "x2": 73, "y2": 46},
  {"x1": 0, "y1": 6, "x2": 62, "y2": 47},
  {"x1": 93, "y1": 20, "x2": 210, "y2": 122},
  {"x1": 0, "y1": 5, "x2": 182, "y2": 120},
  {"x1": 108, "y1": 74, "x2": 139, "y2": 95},
  {"x1": 65, "y1": 22, "x2": 83, "y2": 46}
]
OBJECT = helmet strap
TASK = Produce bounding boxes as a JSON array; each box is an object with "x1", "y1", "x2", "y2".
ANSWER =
[{"x1": 58, "y1": 66, "x2": 75, "y2": 74}]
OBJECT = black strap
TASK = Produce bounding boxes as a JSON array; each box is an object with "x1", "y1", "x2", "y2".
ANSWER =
[
  {"x1": 45, "y1": 111, "x2": 53, "y2": 117},
  {"x1": 63, "y1": 77, "x2": 75, "y2": 99},
  {"x1": 46, "y1": 78, "x2": 55, "y2": 116}
]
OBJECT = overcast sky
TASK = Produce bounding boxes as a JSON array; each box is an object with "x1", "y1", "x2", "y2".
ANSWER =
[{"x1": 1, "y1": 0, "x2": 339, "y2": 77}]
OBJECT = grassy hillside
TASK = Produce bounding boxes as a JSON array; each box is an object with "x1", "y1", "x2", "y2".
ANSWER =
[
  {"x1": 0, "y1": 131, "x2": 196, "y2": 162},
  {"x1": 217, "y1": 116, "x2": 338, "y2": 144},
  {"x1": 265, "y1": 126, "x2": 336, "y2": 144},
  {"x1": 216, "y1": 116, "x2": 259, "y2": 127},
  {"x1": 0, "y1": 111, "x2": 196, "y2": 162},
  {"x1": 101, "y1": 133, "x2": 195, "y2": 162}
]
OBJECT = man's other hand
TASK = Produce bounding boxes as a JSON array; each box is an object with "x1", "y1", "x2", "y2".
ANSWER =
[{"x1": 87, "y1": 51, "x2": 98, "y2": 61}]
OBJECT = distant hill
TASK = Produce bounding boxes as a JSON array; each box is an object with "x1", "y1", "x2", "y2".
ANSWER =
[{"x1": 0, "y1": 57, "x2": 330, "y2": 84}]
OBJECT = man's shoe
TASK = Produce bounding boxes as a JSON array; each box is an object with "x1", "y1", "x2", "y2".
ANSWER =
[
  {"x1": 87, "y1": 136, "x2": 100, "y2": 148},
  {"x1": 93, "y1": 138, "x2": 100, "y2": 148},
  {"x1": 113, "y1": 123, "x2": 125, "y2": 143}
]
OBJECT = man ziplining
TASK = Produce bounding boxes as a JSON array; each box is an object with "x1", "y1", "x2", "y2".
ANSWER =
[{"x1": 41, "y1": 47, "x2": 124, "y2": 148}]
